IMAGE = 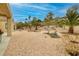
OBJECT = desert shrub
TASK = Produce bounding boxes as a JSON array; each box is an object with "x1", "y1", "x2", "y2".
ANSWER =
[
  {"x1": 64, "y1": 35, "x2": 79, "y2": 56},
  {"x1": 65, "y1": 43, "x2": 79, "y2": 56}
]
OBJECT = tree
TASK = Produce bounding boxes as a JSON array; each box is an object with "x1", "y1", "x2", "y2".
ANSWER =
[
  {"x1": 25, "y1": 16, "x2": 32, "y2": 31},
  {"x1": 16, "y1": 22, "x2": 25, "y2": 29},
  {"x1": 24, "y1": 21, "x2": 29, "y2": 28},
  {"x1": 31, "y1": 17, "x2": 41, "y2": 30},
  {"x1": 55, "y1": 17, "x2": 67, "y2": 29},
  {"x1": 44, "y1": 12, "x2": 54, "y2": 33},
  {"x1": 66, "y1": 6, "x2": 79, "y2": 34}
]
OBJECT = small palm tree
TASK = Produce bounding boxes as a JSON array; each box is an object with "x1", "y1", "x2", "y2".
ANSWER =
[
  {"x1": 25, "y1": 16, "x2": 32, "y2": 31},
  {"x1": 66, "y1": 6, "x2": 79, "y2": 34},
  {"x1": 44, "y1": 12, "x2": 54, "y2": 33},
  {"x1": 58, "y1": 19, "x2": 66, "y2": 29},
  {"x1": 16, "y1": 22, "x2": 25, "y2": 29},
  {"x1": 31, "y1": 17, "x2": 41, "y2": 30}
]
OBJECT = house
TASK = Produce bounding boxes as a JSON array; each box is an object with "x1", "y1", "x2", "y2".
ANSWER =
[{"x1": 0, "y1": 3, "x2": 14, "y2": 36}]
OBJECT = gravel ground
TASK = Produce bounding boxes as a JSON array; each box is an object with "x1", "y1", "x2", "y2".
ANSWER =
[{"x1": 4, "y1": 30, "x2": 68, "y2": 56}]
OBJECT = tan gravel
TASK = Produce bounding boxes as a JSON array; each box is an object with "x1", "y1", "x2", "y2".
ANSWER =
[{"x1": 4, "y1": 30, "x2": 68, "y2": 56}]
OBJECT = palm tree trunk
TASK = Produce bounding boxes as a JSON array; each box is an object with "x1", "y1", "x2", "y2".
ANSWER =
[
  {"x1": 47, "y1": 26, "x2": 50, "y2": 34},
  {"x1": 35, "y1": 26, "x2": 38, "y2": 30},
  {"x1": 28, "y1": 26, "x2": 31, "y2": 31},
  {"x1": 63, "y1": 25, "x2": 65, "y2": 29},
  {"x1": 68, "y1": 26, "x2": 74, "y2": 34}
]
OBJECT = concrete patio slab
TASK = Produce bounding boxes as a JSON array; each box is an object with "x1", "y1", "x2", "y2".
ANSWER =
[{"x1": 0, "y1": 33, "x2": 11, "y2": 56}]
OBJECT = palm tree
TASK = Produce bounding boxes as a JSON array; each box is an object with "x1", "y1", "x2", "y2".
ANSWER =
[
  {"x1": 31, "y1": 17, "x2": 41, "y2": 30},
  {"x1": 44, "y1": 12, "x2": 54, "y2": 33},
  {"x1": 16, "y1": 22, "x2": 25, "y2": 29},
  {"x1": 66, "y1": 6, "x2": 79, "y2": 34},
  {"x1": 25, "y1": 16, "x2": 32, "y2": 31},
  {"x1": 57, "y1": 18, "x2": 66, "y2": 28}
]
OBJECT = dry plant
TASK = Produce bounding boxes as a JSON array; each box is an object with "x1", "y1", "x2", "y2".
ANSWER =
[{"x1": 63, "y1": 34, "x2": 79, "y2": 56}]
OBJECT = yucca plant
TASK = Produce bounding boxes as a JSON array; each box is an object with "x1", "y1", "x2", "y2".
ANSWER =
[{"x1": 66, "y1": 6, "x2": 79, "y2": 34}]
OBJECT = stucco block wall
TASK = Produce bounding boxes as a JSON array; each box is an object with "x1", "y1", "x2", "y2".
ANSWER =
[
  {"x1": 0, "y1": 16, "x2": 7, "y2": 32},
  {"x1": 0, "y1": 16, "x2": 14, "y2": 33}
]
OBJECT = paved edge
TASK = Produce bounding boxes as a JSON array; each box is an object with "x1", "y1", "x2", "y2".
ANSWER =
[{"x1": 0, "y1": 34, "x2": 11, "y2": 56}]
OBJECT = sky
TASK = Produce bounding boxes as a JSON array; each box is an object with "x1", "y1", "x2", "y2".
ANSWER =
[{"x1": 10, "y1": 3, "x2": 76, "y2": 22}]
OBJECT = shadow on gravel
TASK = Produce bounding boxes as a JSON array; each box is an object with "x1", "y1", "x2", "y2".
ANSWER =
[
  {"x1": 60, "y1": 32, "x2": 79, "y2": 35},
  {"x1": 44, "y1": 33, "x2": 61, "y2": 38}
]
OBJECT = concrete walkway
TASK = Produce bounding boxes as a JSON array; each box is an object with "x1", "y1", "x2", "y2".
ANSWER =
[{"x1": 0, "y1": 33, "x2": 11, "y2": 56}]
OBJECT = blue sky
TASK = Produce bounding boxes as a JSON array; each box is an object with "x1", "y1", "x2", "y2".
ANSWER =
[{"x1": 10, "y1": 3, "x2": 75, "y2": 22}]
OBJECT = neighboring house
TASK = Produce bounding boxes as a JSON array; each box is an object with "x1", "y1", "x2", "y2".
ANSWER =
[{"x1": 0, "y1": 3, "x2": 14, "y2": 36}]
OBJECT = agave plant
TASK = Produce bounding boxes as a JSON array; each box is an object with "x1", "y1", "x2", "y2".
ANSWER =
[{"x1": 66, "y1": 6, "x2": 79, "y2": 34}]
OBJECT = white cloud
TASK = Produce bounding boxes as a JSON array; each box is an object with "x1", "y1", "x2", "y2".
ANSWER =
[
  {"x1": 27, "y1": 5, "x2": 49, "y2": 10},
  {"x1": 59, "y1": 8, "x2": 67, "y2": 14},
  {"x1": 10, "y1": 3, "x2": 56, "y2": 11},
  {"x1": 10, "y1": 3, "x2": 23, "y2": 8},
  {"x1": 54, "y1": 5, "x2": 71, "y2": 16}
]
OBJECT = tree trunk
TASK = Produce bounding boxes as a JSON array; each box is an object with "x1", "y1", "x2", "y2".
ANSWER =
[
  {"x1": 29, "y1": 26, "x2": 31, "y2": 31},
  {"x1": 28, "y1": 26, "x2": 31, "y2": 31},
  {"x1": 63, "y1": 25, "x2": 65, "y2": 29},
  {"x1": 35, "y1": 26, "x2": 38, "y2": 30},
  {"x1": 47, "y1": 26, "x2": 50, "y2": 34},
  {"x1": 68, "y1": 26, "x2": 74, "y2": 34}
]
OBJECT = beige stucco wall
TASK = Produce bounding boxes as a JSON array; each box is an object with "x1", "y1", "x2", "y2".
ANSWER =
[
  {"x1": 0, "y1": 3, "x2": 13, "y2": 36},
  {"x1": 0, "y1": 16, "x2": 7, "y2": 32},
  {"x1": 0, "y1": 15, "x2": 14, "y2": 33}
]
